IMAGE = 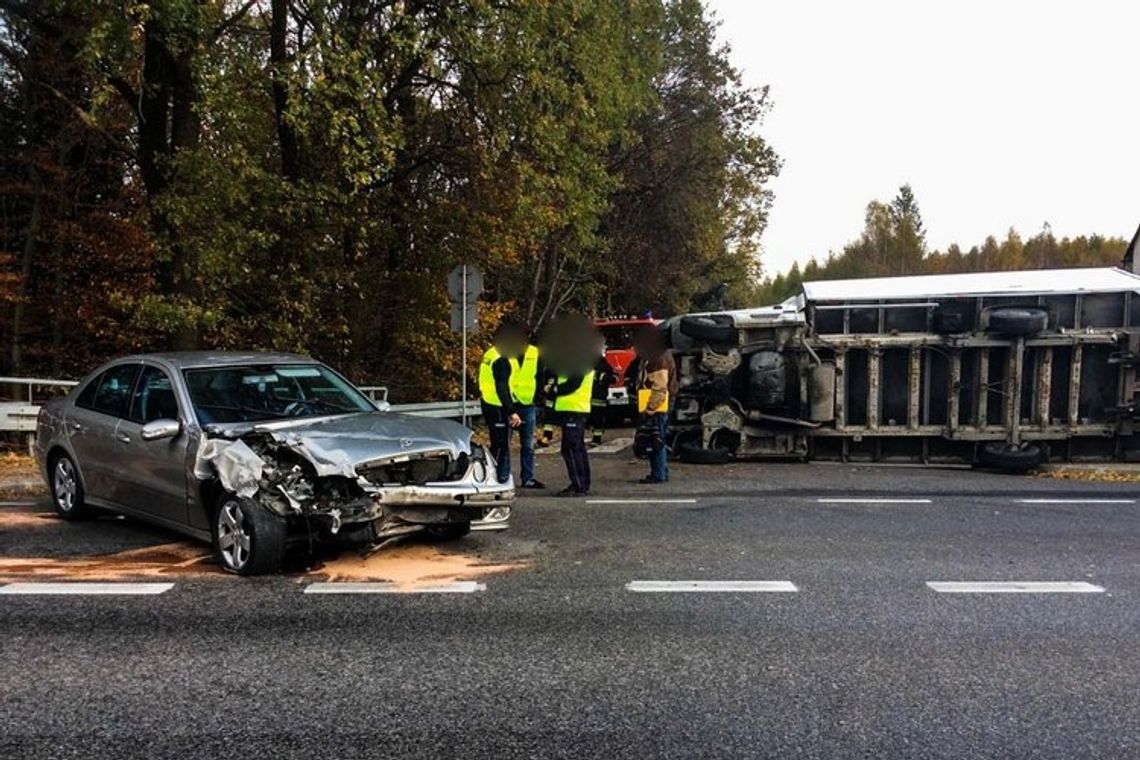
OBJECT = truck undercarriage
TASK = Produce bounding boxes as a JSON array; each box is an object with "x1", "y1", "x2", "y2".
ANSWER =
[{"x1": 668, "y1": 267, "x2": 1140, "y2": 468}]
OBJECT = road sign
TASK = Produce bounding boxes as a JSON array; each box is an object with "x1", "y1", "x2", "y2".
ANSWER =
[
  {"x1": 450, "y1": 302, "x2": 478, "y2": 332},
  {"x1": 448, "y1": 264, "x2": 482, "y2": 333},
  {"x1": 448, "y1": 264, "x2": 483, "y2": 427},
  {"x1": 448, "y1": 264, "x2": 483, "y2": 302}
]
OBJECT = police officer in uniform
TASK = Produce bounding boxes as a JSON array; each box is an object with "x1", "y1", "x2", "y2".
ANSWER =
[
  {"x1": 551, "y1": 368, "x2": 594, "y2": 496},
  {"x1": 479, "y1": 323, "x2": 523, "y2": 484}
]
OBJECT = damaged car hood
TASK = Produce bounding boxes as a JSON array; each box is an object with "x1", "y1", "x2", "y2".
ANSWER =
[{"x1": 208, "y1": 412, "x2": 474, "y2": 479}]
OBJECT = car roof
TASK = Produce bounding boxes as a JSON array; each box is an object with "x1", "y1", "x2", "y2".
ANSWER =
[{"x1": 114, "y1": 351, "x2": 314, "y2": 370}]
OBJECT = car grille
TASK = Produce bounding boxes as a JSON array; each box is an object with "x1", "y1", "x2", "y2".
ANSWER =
[{"x1": 357, "y1": 454, "x2": 466, "y2": 486}]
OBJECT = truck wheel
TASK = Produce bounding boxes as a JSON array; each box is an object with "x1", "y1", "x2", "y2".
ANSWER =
[
  {"x1": 214, "y1": 496, "x2": 286, "y2": 576},
  {"x1": 49, "y1": 452, "x2": 92, "y2": 520},
  {"x1": 977, "y1": 442, "x2": 1045, "y2": 472},
  {"x1": 677, "y1": 442, "x2": 732, "y2": 465},
  {"x1": 424, "y1": 522, "x2": 471, "y2": 541},
  {"x1": 988, "y1": 307, "x2": 1047, "y2": 337},
  {"x1": 678, "y1": 316, "x2": 736, "y2": 345}
]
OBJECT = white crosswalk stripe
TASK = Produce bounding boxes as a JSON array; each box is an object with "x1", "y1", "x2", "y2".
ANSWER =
[
  {"x1": 626, "y1": 580, "x2": 798, "y2": 593},
  {"x1": 303, "y1": 581, "x2": 485, "y2": 594},
  {"x1": 926, "y1": 581, "x2": 1104, "y2": 594},
  {"x1": 0, "y1": 582, "x2": 174, "y2": 595}
]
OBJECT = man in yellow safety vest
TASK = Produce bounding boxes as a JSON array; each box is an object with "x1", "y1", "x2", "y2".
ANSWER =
[
  {"x1": 478, "y1": 321, "x2": 545, "y2": 487},
  {"x1": 550, "y1": 367, "x2": 595, "y2": 496}
]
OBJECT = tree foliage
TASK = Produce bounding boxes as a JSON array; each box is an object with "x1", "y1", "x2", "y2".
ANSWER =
[{"x1": 0, "y1": 0, "x2": 778, "y2": 396}]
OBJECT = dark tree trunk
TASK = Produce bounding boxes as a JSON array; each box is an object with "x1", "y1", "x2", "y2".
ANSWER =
[{"x1": 270, "y1": 0, "x2": 300, "y2": 182}]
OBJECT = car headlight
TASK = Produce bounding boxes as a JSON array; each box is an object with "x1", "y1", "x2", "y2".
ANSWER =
[{"x1": 470, "y1": 444, "x2": 489, "y2": 482}]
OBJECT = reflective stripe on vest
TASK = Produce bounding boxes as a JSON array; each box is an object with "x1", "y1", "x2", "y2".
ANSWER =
[
  {"x1": 554, "y1": 373, "x2": 595, "y2": 414},
  {"x1": 479, "y1": 347, "x2": 502, "y2": 406},
  {"x1": 509, "y1": 345, "x2": 540, "y2": 405}
]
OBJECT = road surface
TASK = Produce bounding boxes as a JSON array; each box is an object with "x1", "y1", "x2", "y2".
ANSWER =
[{"x1": 2, "y1": 456, "x2": 1138, "y2": 758}]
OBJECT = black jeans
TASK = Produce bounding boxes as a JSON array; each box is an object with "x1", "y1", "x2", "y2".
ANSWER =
[
  {"x1": 482, "y1": 402, "x2": 512, "y2": 483},
  {"x1": 560, "y1": 412, "x2": 590, "y2": 493}
]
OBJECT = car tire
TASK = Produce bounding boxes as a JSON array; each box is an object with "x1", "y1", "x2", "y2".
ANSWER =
[
  {"x1": 677, "y1": 442, "x2": 732, "y2": 465},
  {"x1": 423, "y1": 522, "x2": 471, "y2": 541},
  {"x1": 678, "y1": 316, "x2": 737, "y2": 345},
  {"x1": 988, "y1": 307, "x2": 1048, "y2": 337},
  {"x1": 213, "y1": 495, "x2": 286, "y2": 576},
  {"x1": 977, "y1": 442, "x2": 1045, "y2": 472},
  {"x1": 49, "y1": 452, "x2": 91, "y2": 520}
]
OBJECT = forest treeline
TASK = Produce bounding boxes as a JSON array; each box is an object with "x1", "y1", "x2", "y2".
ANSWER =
[
  {"x1": 0, "y1": 0, "x2": 777, "y2": 397},
  {"x1": 756, "y1": 185, "x2": 1131, "y2": 304}
]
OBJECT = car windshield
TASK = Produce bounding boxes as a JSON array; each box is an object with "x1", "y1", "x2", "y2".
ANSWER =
[{"x1": 183, "y1": 363, "x2": 374, "y2": 424}]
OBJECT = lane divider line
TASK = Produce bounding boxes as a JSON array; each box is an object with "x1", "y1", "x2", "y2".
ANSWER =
[
  {"x1": 1017, "y1": 499, "x2": 1135, "y2": 504},
  {"x1": 817, "y1": 498, "x2": 932, "y2": 504},
  {"x1": 304, "y1": 581, "x2": 485, "y2": 594},
  {"x1": 0, "y1": 582, "x2": 174, "y2": 595},
  {"x1": 626, "y1": 580, "x2": 798, "y2": 593},
  {"x1": 586, "y1": 499, "x2": 698, "y2": 505},
  {"x1": 926, "y1": 581, "x2": 1104, "y2": 594}
]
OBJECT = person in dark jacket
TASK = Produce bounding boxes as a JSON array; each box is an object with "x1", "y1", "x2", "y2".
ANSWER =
[
  {"x1": 478, "y1": 322, "x2": 525, "y2": 483},
  {"x1": 633, "y1": 325, "x2": 678, "y2": 484},
  {"x1": 589, "y1": 338, "x2": 617, "y2": 447}
]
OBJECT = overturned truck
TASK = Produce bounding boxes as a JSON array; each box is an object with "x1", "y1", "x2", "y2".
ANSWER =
[{"x1": 668, "y1": 265, "x2": 1140, "y2": 468}]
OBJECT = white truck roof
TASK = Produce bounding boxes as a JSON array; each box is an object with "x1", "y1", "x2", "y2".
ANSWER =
[{"x1": 801, "y1": 267, "x2": 1140, "y2": 303}]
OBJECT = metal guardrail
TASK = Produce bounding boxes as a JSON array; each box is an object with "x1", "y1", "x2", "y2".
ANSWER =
[
  {"x1": 388, "y1": 399, "x2": 482, "y2": 419},
  {"x1": 1, "y1": 376, "x2": 78, "y2": 403}
]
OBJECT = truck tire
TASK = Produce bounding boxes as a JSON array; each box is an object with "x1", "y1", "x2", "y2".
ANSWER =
[
  {"x1": 678, "y1": 316, "x2": 736, "y2": 345},
  {"x1": 677, "y1": 442, "x2": 732, "y2": 465},
  {"x1": 977, "y1": 442, "x2": 1045, "y2": 472},
  {"x1": 988, "y1": 307, "x2": 1047, "y2": 337}
]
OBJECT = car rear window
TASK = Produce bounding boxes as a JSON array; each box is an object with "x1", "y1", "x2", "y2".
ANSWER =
[{"x1": 77, "y1": 364, "x2": 141, "y2": 418}]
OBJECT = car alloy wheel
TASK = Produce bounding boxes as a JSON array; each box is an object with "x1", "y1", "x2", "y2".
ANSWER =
[
  {"x1": 53, "y1": 457, "x2": 78, "y2": 513},
  {"x1": 216, "y1": 500, "x2": 252, "y2": 571}
]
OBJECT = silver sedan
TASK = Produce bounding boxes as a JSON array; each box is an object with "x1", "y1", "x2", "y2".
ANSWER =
[{"x1": 35, "y1": 352, "x2": 514, "y2": 575}]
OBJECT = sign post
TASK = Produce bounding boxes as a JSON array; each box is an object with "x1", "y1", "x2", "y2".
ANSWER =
[{"x1": 448, "y1": 264, "x2": 483, "y2": 427}]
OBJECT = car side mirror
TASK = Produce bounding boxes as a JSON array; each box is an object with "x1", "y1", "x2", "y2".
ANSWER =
[
  {"x1": 374, "y1": 400, "x2": 392, "y2": 412},
  {"x1": 140, "y1": 418, "x2": 182, "y2": 441}
]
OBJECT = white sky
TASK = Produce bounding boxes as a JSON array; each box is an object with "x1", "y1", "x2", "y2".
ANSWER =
[{"x1": 708, "y1": 0, "x2": 1140, "y2": 277}]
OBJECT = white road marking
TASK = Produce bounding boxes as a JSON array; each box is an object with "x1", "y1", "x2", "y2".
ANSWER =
[
  {"x1": 0, "y1": 501, "x2": 39, "y2": 507},
  {"x1": 586, "y1": 498, "x2": 698, "y2": 504},
  {"x1": 304, "y1": 581, "x2": 485, "y2": 594},
  {"x1": 926, "y1": 581, "x2": 1105, "y2": 594},
  {"x1": 0, "y1": 582, "x2": 174, "y2": 595},
  {"x1": 817, "y1": 498, "x2": 931, "y2": 504},
  {"x1": 626, "y1": 580, "x2": 798, "y2": 593},
  {"x1": 1017, "y1": 498, "x2": 1135, "y2": 504}
]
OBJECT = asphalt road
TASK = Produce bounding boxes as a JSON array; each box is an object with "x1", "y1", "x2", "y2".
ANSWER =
[{"x1": 2, "y1": 456, "x2": 1140, "y2": 759}]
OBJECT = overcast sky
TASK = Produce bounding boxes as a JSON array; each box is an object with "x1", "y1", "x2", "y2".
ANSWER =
[{"x1": 707, "y1": 0, "x2": 1140, "y2": 276}]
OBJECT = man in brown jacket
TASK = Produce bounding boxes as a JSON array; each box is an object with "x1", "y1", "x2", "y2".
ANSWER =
[{"x1": 633, "y1": 326, "x2": 678, "y2": 483}]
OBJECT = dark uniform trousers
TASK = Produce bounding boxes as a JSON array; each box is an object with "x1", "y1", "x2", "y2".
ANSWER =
[
  {"x1": 481, "y1": 401, "x2": 512, "y2": 483},
  {"x1": 559, "y1": 412, "x2": 591, "y2": 493}
]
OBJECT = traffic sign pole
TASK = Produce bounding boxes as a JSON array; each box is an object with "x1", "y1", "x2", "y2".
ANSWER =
[{"x1": 461, "y1": 265, "x2": 468, "y2": 427}]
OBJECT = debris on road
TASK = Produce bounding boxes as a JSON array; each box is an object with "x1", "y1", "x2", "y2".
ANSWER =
[{"x1": 311, "y1": 543, "x2": 527, "y2": 586}]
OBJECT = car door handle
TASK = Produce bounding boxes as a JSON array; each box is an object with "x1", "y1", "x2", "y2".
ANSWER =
[{"x1": 116, "y1": 433, "x2": 131, "y2": 444}]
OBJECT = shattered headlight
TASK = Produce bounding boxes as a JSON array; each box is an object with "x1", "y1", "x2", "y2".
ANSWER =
[{"x1": 470, "y1": 444, "x2": 490, "y2": 483}]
